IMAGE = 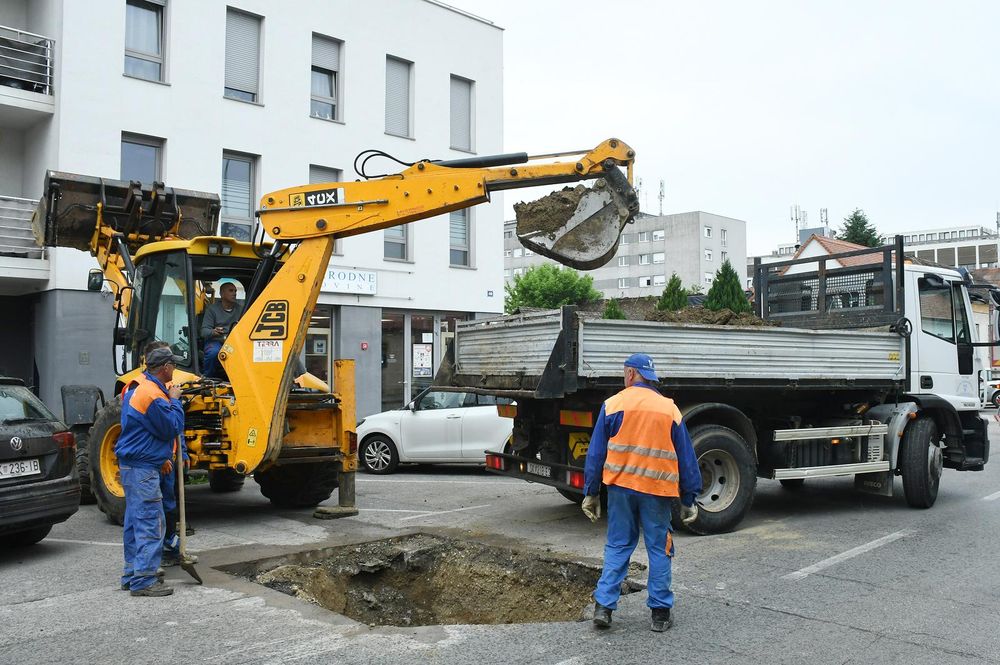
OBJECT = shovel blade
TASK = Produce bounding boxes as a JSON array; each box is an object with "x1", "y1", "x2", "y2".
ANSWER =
[
  {"x1": 181, "y1": 559, "x2": 203, "y2": 585},
  {"x1": 514, "y1": 174, "x2": 638, "y2": 271}
]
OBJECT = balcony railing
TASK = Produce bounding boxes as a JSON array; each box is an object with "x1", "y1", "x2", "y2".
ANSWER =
[
  {"x1": 0, "y1": 25, "x2": 53, "y2": 96},
  {"x1": 0, "y1": 195, "x2": 43, "y2": 259}
]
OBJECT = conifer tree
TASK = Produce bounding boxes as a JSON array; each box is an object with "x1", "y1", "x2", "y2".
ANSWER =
[
  {"x1": 656, "y1": 273, "x2": 688, "y2": 311},
  {"x1": 602, "y1": 298, "x2": 627, "y2": 320},
  {"x1": 704, "y1": 260, "x2": 750, "y2": 313}
]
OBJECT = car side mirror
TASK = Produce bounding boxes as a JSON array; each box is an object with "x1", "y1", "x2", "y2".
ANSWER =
[{"x1": 87, "y1": 269, "x2": 103, "y2": 291}]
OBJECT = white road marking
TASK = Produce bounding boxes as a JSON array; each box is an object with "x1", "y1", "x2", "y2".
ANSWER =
[
  {"x1": 46, "y1": 538, "x2": 120, "y2": 547},
  {"x1": 357, "y1": 478, "x2": 521, "y2": 485},
  {"x1": 982, "y1": 490, "x2": 1000, "y2": 501},
  {"x1": 357, "y1": 508, "x2": 432, "y2": 513},
  {"x1": 781, "y1": 530, "x2": 913, "y2": 581},
  {"x1": 398, "y1": 503, "x2": 492, "y2": 522}
]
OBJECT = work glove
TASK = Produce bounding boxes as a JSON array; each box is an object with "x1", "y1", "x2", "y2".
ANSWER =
[
  {"x1": 581, "y1": 495, "x2": 601, "y2": 523},
  {"x1": 680, "y1": 502, "x2": 698, "y2": 525}
]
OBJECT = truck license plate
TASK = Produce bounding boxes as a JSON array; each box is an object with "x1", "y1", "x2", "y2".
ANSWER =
[
  {"x1": 526, "y1": 462, "x2": 551, "y2": 478},
  {"x1": 0, "y1": 458, "x2": 41, "y2": 480}
]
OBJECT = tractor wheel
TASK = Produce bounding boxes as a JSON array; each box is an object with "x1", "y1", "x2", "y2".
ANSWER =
[
  {"x1": 88, "y1": 399, "x2": 126, "y2": 525},
  {"x1": 209, "y1": 469, "x2": 246, "y2": 493},
  {"x1": 73, "y1": 425, "x2": 96, "y2": 505},
  {"x1": 254, "y1": 462, "x2": 339, "y2": 508}
]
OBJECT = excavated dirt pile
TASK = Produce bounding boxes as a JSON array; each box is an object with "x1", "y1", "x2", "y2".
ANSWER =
[
  {"x1": 229, "y1": 533, "x2": 641, "y2": 627},
  {"x1": 645, "y1": 308, "x2": 776, "y2": 326},
  {"x1": 513, "y1": 185, "x2": 590, "y2": 238}
]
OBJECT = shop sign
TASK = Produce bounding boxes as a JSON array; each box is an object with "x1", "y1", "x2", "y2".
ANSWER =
[{"x1": 322, "y1": 267, "x2": 377, "y2": 295}]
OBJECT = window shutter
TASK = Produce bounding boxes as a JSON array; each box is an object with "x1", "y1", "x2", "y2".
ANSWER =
[
  {"x1": 309, "y1": 165, "x2": 341, "y2": 185},
  {"x1": 450, "y1": 76, "x2": 472, "y2": 150},
  {"x1": 449, "y1": 210, "x2": 468, "y2": 247},
  {"x1": 225, "y1": 10, "x2": 260, "y2": 95},
  {"x1": 312, "y1": 34, "x2": 340, "y2": 72},
  {"x1": 385, "y1": 57, "x2": 410, "y2": 136}
]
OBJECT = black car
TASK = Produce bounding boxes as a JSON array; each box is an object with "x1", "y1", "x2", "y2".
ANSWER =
[{"x1": 0, "y1": 377, "x2": 80, "y2": 546}]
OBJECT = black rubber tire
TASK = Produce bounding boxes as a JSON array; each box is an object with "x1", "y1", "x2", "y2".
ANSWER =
[
  {"x1": 779, "y1": 478, "x2": 805, "y2": 490},
  {"x1": 556, "y1": 487, "x2": 584, "y2": 505},
  {"x1": 73, "y1": 425, "x2": 96, "y2": 505},
  {"x1": 992, "y1": 392, "x2": 1000, "y2": 409},
  {"x1": 254, "y1": 462, "x2": 339, "y2": 508},
  {"x1": 208, "y1": 469, "x2": 245, "y2": 493},
  {"x1": 89, "y1": 399, "x2": 126, "y2": 526},
  {"x1": 683, "y1": 424, "x2": 757, "y2": 535},
  {"x1": 0, "y1": 525, "x2": 52, "y2": 547},
  {"x1": 360, "y1": 434, "x2": 400, "y2": 474},
  {"x1": 900, "y1": 416, "x2": 941, "y2": 509}
]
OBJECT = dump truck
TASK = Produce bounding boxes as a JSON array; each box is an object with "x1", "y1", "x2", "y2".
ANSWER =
[
  {"x1": 432, "y1": 238, "x2": 997, "y2": 534},
  {"x1": 35, "y1": 139, "x2": 639, "y2": 524}
]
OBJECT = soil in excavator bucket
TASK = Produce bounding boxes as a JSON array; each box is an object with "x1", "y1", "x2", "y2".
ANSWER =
[
  {"x1": 514, "y1": 170, "x2": 639, "y2": 271},
  {"x1": 32, "y1": 171, "x2": 221, "y2": 252}
]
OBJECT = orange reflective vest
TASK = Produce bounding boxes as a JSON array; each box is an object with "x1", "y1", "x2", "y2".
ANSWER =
[{"x1": 601, "y1": 386, "x2": 682, "y2": 497}]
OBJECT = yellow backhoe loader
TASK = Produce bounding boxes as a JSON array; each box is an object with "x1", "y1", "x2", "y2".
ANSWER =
[{"x1": 35, "y1": 139, "x2": 638, "y2": 524}]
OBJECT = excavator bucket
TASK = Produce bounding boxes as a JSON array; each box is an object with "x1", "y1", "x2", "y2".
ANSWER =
[
  {"x1": 32, "y1": 171, "x2": 221, "y2": 252},
  {"x1": 514, "y1": 169, "x2": 639, "y2": 270}
]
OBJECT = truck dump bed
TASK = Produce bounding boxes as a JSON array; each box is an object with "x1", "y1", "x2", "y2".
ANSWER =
[{"x1": 440, "y1": 308, "x2": 905, "y2": 398}]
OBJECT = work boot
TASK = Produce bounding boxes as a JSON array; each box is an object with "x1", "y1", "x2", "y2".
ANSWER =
[
  {"x1": 650, "y1": 607, "x2": 673, "y2": 632},
  {"x1": 120, "y1": 568, "x2": 164, "y2": 590},
  {"x1": 592, "y1": 603, "x2": 613, "y2": 628},
  {"x1": 130, "y1": 580, "x2": 173, "y2": 597}
]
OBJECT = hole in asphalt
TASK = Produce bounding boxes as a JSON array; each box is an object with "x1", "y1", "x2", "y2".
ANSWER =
[{"x1": 221, "y1": 533, "x2": 642, "y2": 626}]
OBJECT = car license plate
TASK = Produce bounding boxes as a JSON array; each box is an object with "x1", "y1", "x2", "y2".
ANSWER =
[
  {"x1": 0, "y1": 458, "x2": 41, "y2": 480},
  {"x1": 526, "y1": 462, "x2": 551, "y2": 478}
]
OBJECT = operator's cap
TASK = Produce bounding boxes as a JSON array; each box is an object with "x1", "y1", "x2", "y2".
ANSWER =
[
  {"x1": 624, "y1": 353, "x2": 658, "y2": 382},
  {"x1": 145, "y1": 347, "x2": 184, "y2": 369},
  {"x1": 217, "y1": 278, "x2": 240, "y2": 289}
]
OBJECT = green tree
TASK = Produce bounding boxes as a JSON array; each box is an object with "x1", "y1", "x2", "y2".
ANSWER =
[
  {"x1": 504, "y1": 263, "x2": 601, "y2": 313},
  {"x1": 838, "y1": 208, "x2": 882, "y2": 247},
  {"x1": 603, "y1": 298, "x2": 627, "y2": 320},
  {"x1": 704, "y1": 260, "x2": 750, "y2": 313},
  {"x1": 656, "y1": 273, "x2": 688, "y2": 311}
]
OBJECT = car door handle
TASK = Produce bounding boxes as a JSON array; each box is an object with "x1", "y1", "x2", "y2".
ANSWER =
[{"x1": 446, "y1": 415, "x2": 461, "y2": 419}]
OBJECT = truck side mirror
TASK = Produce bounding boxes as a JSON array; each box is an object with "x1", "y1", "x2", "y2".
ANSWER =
[
  {"x1": 87, "y1": 269, "x2": 103, "y2": 291},
  {"x1": 113, "y1": 327, "x2": 129, "y2": 346}
]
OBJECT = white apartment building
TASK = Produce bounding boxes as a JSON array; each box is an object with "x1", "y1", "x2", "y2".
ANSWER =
[
  {"x1": 504, "y1": 211, "x2": 748, "y2": 297},
  {"x1": 893, "y1": 224, "x2": 999, "y2": 270},
  {"x1": 0, "y1": 0, "x2": 503, "y2": 417}
]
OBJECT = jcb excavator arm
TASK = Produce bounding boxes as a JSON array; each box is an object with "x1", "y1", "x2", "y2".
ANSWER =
[{"x1": 222, "y1": 139, "x2": 638, "y2": 475}]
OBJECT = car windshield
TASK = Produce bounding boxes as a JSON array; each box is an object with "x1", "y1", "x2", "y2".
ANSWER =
[
  {"x1": 0, "y1": 385, "x2": 56, "y2": 423},
  {"x1": 418, "y1": 391, "x2": 466, "y2": 410}
]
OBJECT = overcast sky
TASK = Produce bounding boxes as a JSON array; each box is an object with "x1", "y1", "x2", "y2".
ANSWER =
[{"x1": 448, "y1": 0, "x2": 1000, "y2": 255}]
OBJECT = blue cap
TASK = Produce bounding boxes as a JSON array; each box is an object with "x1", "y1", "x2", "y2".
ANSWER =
[
  {"x1": 624, "y1": 353, "x2": 658, "y2": 382},
  {"x1": 217, "y1": 278, "x2": 239, "y2": 289}
]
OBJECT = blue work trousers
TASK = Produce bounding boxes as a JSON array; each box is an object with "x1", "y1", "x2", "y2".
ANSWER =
[
  {"x1": 594, "y1": 485, "x2": 675, "y2": 610},
  {"x1": 203, "y1": 340, "x2": 223, "y2": 378},
  {"x1": 120, "y1": 465, "x2": 165, "y2": 591}
]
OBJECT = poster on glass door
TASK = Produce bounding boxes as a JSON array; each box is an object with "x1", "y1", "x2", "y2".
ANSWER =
[{"x1": 412, "y1": 343, "x2": 433, "y2": 377}]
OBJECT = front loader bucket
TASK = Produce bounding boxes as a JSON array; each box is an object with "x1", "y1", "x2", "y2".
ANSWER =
[
  {"x1": 32, "y1": 171, "x2": 221, "y2": 252},
  {"x1": 514, "y1": 169, "x2": 639, "y2": 270}
]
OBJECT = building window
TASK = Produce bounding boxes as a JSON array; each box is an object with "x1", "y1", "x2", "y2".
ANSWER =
[
  {"x1": 653, "y1": 274, "x2": 666, "y2": 286},
  {"x1": 638, "y1": 231, "x2": 650, "y2": 242},
  {"x1": 513, "y1": 267, "x2": 523, "y2": 277},
  {"x1": 639, "y1": 276, "x2": 652, "y2": 287},
  {"x1": 513, "y1": 248, "x2": 523, "y2": 258},
  {"x1": 309, "y1": 164, "x2": 343, "y2": 254},
  {"x1": 224, "y1": 8, "x2": 261, "y2": 102},
  {"x1": 652, "y1": 229, "x2": 664, "y2": 241},
  {"x1": 384, "y1": 225, "x2": 408, "y2": 260},
  {"x1": 503, "y1": 249, "x2": 512, "y2": 258},
  {"x1": 121, "y1": 133, "x2": 163, "y2": 183},
  {"x1": 124, "y1": 0, "x2": 165, "y2": 81},
  {"x1": 385, "y1": 56, "x2": 412, "y2": 137},
  {"x1": 524, "y1": 249, "x2": 534, "y2": 256},
  {"x1": 919, "y1": 234, "x2": 925, "y2": 241},
  {"x1": 721, "y1": 251, "x2": 728, "y2": 262},
  {"x1": 653, "y1": 252, "x2": 665, "y2": 264},
  {"x1": 450, "y1": 75, "x2": 473, "y2": 151},
  {"x1": 704, "y1": 227, "x2": 712, "y2": 238},
  {"x1": 504, "y1": 229, "x2": 513, "y2": 239},
  {"x1": 705, "y1": 249, "x2": 713, "y2": 261},
  {"x1": 618, "y1": 277, "x2": 628, "y2": 289},
  {"x1": 704, "y1": 272, "x2": 713, "y2": 284},
  {"x1": 618, "y1": 256, "x2": 628, "y2": 267},
  {"x1": 221, "y1": 151, "x2": 256, "y2": 241},
  {"x1": 959, "y1": 230, "x2": 966, "y2": 238},
  {"x1": 721, "y1": 228, "x2": 727, "y2": 246},
  {"x1": 311, "y1": 34, "x2": 341, "y2": 121},
  {"x1": 639, "y1": 254, "x2": 651, "y2": 265},
  {"x1": 621, "y1": 233, "x2": 632, "y2": 245},
  {"x1": 450, "y1": 209, "x2": 471, "y2": 266},
  {"x1": 503, "y1": 269, "x2": 510, "y2": 279}
]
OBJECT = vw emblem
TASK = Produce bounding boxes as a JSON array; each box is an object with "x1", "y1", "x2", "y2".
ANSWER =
[{"x1": 9, "y1": 436, "x2": 23, "y2": 452}]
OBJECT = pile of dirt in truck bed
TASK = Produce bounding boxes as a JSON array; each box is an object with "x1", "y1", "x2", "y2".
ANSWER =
[
  {"x1": 513, "y1": 185, "x2": 590, "y2": 238},
  {"x1": 232, "y1": 533, "x2": 642, "y2": 627},
  {"x1": 576, "y1": 297, "x2": 775, "y2": 326}
]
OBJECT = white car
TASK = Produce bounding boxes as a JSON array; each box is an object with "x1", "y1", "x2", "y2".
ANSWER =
[{"x1": 356, "y1": 389, "x2": 514, "y2": 474}]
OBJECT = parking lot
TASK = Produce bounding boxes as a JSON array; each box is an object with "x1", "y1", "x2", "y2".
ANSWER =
[{"x1": 3, "y1": 416, "x2": 1000, "y2": 665}]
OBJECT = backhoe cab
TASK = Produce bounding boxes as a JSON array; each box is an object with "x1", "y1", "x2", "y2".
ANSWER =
[{"x1": 34, "y1": 139, "x2": 639, "y2": 525}]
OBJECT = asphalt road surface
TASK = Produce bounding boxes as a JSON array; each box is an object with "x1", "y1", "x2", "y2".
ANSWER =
[{"x1": 3, "y1": 416, "x2": 1000, "y2": 664}]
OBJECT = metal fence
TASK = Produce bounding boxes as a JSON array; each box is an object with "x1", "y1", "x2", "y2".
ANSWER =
[
  {"x1": 0, "y1": 25, "x2": 53, "y2": 95},
  {"x1": 0, "y1": 195, "x2": 43, "y2": 259}
]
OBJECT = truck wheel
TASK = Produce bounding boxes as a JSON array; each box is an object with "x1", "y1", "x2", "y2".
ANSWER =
[
  {"x1": 89, "y1": 399, "x2": 126, "y2": 525},
  {"x1": 779, "y1": 479, "x2": 805, "y2": 490},
  {"x1": 556, "y1": 487, "x2": 584, "y2": 504},
  {"x1": 992, "y1": 392, "x2": 1000, "y2": 409},
  {"x1": 209, "y1": 469, "x2": 245, "y2": 493},
  {"x1": 73, "y1": 425, "x2": 96, "y2": 505},
  {"x1": 254, "y1": 462, "x2": 339, "y2": 508},
  {"x1": 360, "y1": 435, "x2": 399, "y2": 474},
  {"x1": 900, "y1": 416, "x2": 942, "y2": 509},
  {"x1": 684, "y1": 424, "x2": 756, "y2": 535}
]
